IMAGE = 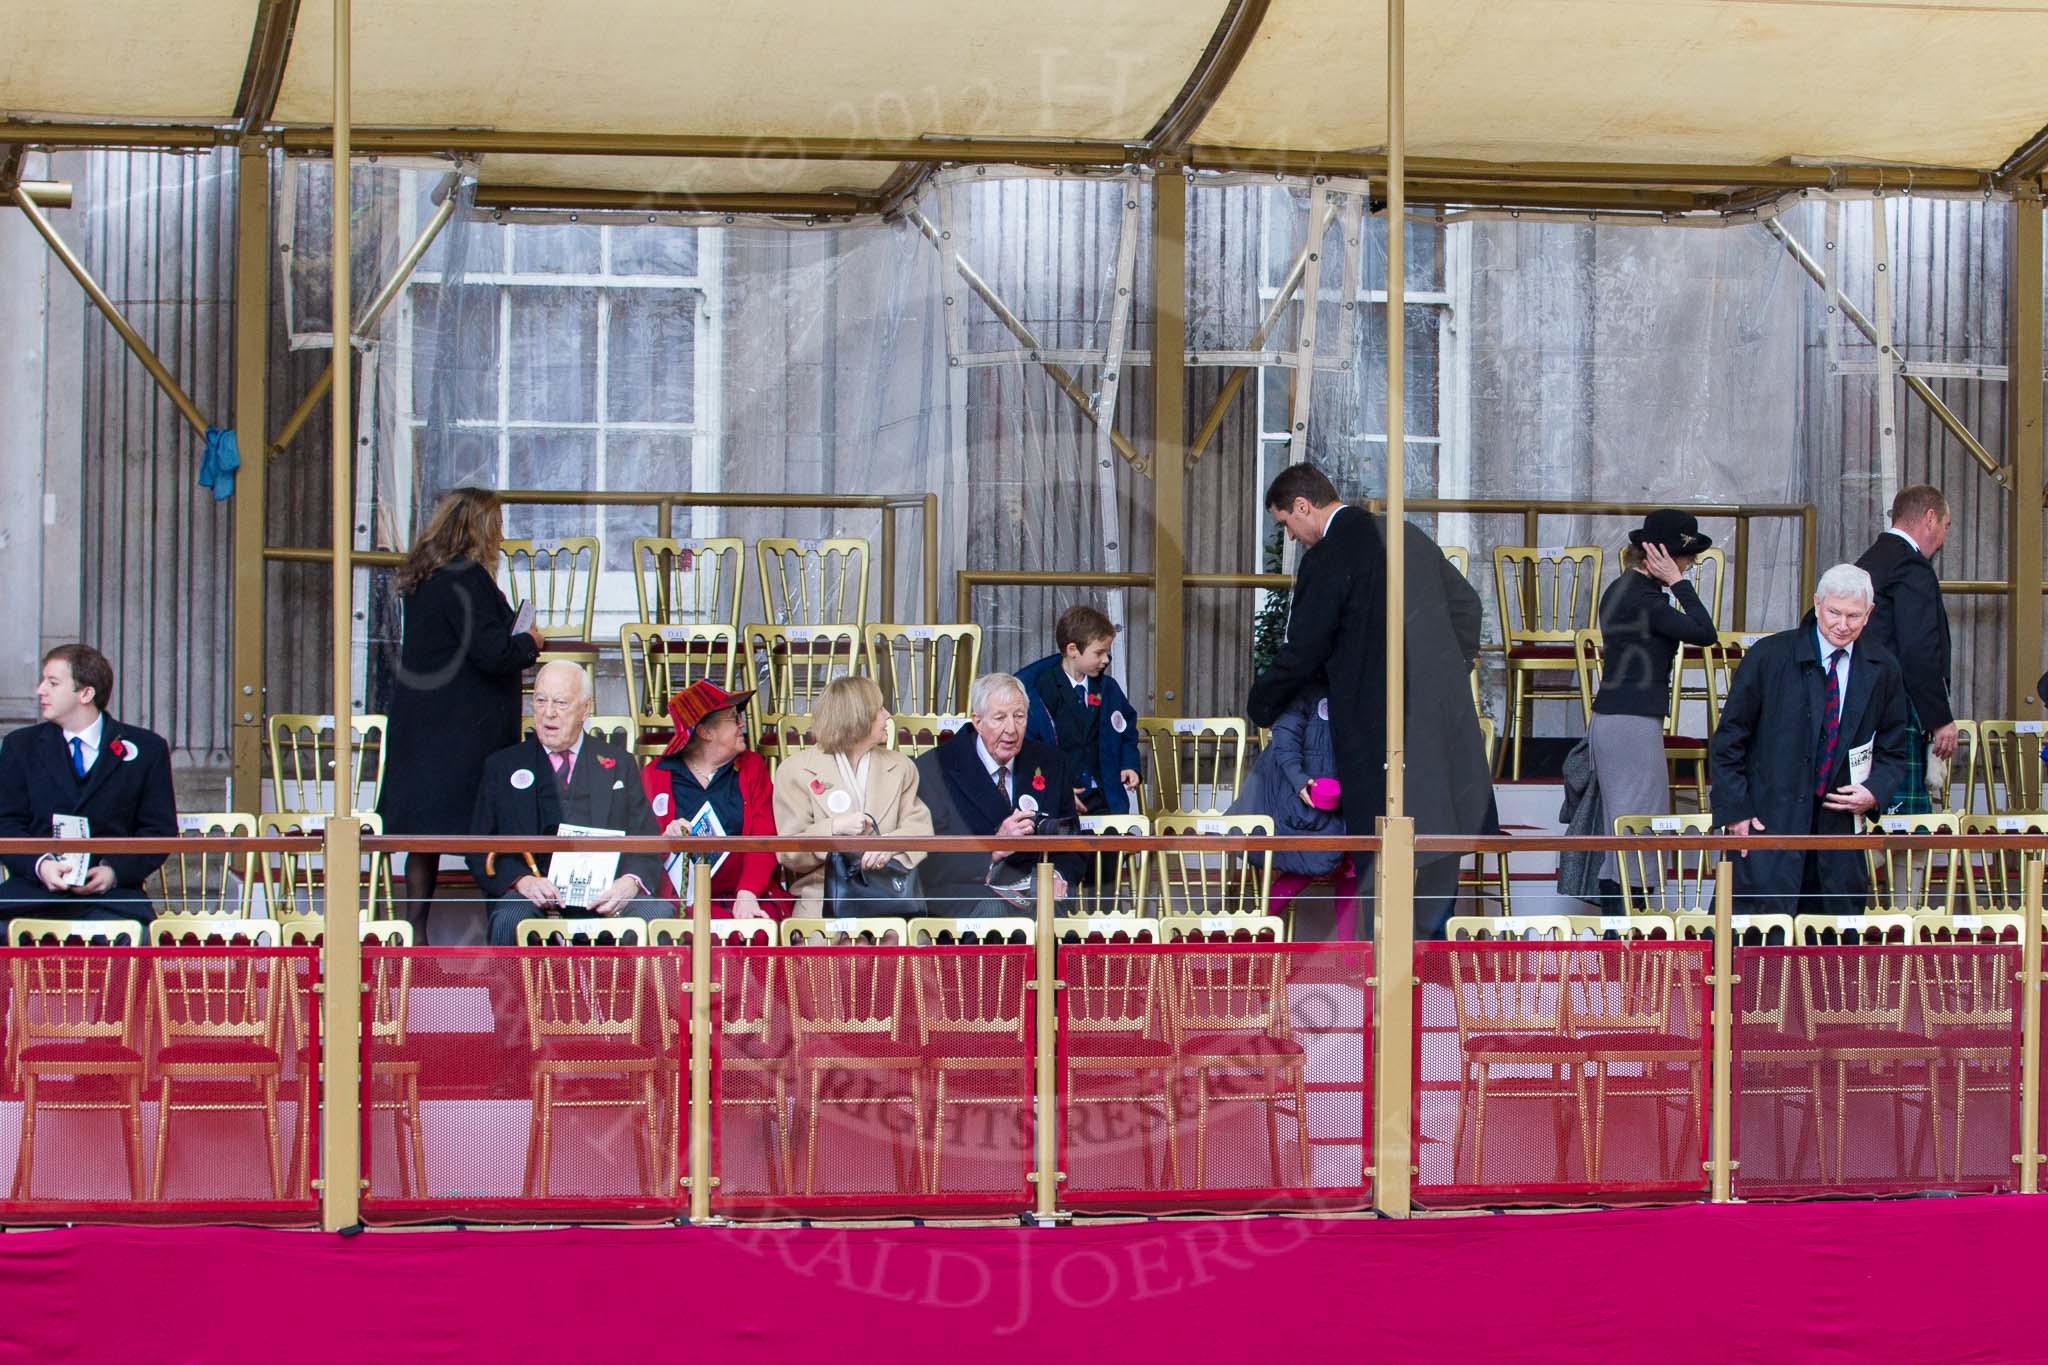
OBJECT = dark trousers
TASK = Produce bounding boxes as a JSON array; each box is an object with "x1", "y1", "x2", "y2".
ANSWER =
[
  {"x1": 0, "y1": 877, "x2": 156, "y2": 924},
  {"x1": 486, "y1": 892, "x2": 652, "y2": 945},
  {"x1": 1291, "y1": 854, "x2": 1462, "y2": 942}
]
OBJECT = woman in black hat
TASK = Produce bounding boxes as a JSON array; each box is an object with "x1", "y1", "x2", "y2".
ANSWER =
[{"x1": 1585, "y1": 509, "x2": 1719, "y2": 905}]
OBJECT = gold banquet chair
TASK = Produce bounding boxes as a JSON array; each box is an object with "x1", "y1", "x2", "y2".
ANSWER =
[
  {"x1": 1961, "y1": 814, "x2": 2048, "y2": 912},
  {"x1": 1913, "y1": 927, "x2": 2019, "y2": 1181},
  {"x1": 1613, "y1": 814, "x2": 1718, "y2": 917},
  {"x1": 514, "y1": 928, "x2": 662, "y2": 1197},
  {"x1": 888, "y1": 714, "x2": 968, "y2": 760},
  {"x1": 1168, "y1": 938, "x2": 1311, "y2": 1188},
  {"x1": 912, "y1": 929, "x2": 1034, "y2": 1193},
  {"x1": 632, "y1": 535, "x2": 745, "y2": 627},
  {"x1": 1136, "y1": 718, "x2": 1249, "y2": 816},
  {"x1": 1563, "y1": 941, "x2": 1703, "y2": 1181},
  {"x1": 757, "y1": 536, "x2": 870, "y2": 627},
  {"x1": 865, "y1": 624, "x2": 980, "y2": 716},
  {"x1": 147, "y1": 929, "x2": 288, "y2": 1199},
  {"x1": 1976, "y1": 721, "x2": 2047, "y2": 816},
  {"x1": 1062, "y1": 928, "x2": 1181, "y2": 1187},
  {"x1": 268, "y1": 714, "x2": 387, "y2": 814},
  {"x1": 1864, "y1": 814, "x2": 1964, "y2": 917},
  {"x1": 782, "y1": 937, "x2": 926, "y2": 1195},
  {"x1": 745, "y1": 624, "x2": 861, "y2": 738},
  {"x1": 258, "y1": 812, "x2": 395, "y2": 921},
  {"x1": 1074, "y1": 813, "x2": 1152, "y2": 918},
  {"x1": 1153, "y1": 814, "x2": 1275, "y2": 924},
  {"x1": 160, "y1": 812, "x2": 259, "y2": 917},
  {"x1": 501, "y1": 536, "x2": 602, "y2": 667},
  {"x1": 1444, "y1": 937, "x2": 1589, "y2": 1184},
  {"x1": 620, "y1": 623, "x2": 740, "y2": 760},
  {"x1": 648, "y1": 918, "x2": 789, "y2": 1193},
  {"x1": 8, "y1": 938, "x2": 147, "y2": 1200},
  {"x1": 1495, "y1": 545, "x2": 1603, "y2": 778}
]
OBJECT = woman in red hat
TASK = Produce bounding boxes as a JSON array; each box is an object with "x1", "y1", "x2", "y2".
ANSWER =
[{"x1": 640, "y1": 681, "x2": 788, "y2": 919}]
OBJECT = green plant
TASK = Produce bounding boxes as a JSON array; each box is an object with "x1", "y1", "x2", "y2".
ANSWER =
[{"x1": 1251, "y1": 531, "x2": 1291, "y2": 677}]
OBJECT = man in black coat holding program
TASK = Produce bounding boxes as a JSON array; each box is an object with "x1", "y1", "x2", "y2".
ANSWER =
[
  {"x1": 1245, "y1": 463, "x2": 1496, "y2": 939},
  {"x1": 0, "y1": 644, "x2": 178, "y2": 923},
  {"x1": 1854, "y1": 484, "x2": 1955, "y2": 813},
  {"x1": 1710, "y1": 563, "x2": 1911, "y2": 916}
]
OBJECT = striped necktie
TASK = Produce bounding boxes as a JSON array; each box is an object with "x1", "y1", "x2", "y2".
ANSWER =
[{"x1": 1814, "y1": 648, "x2": 1846, "y2": 795}]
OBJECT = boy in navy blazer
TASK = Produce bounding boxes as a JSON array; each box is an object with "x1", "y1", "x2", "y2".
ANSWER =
[
  {"x1": 0, "y1": 644, "x2": 178, "y2": 922},
  {"x1": 1016, "y1": 605, "x2": 1142, "y2": 815}
]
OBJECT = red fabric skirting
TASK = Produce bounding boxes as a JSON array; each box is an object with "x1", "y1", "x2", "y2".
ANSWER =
[{"x1": 1, "y1": 1199, "x2": 2041, "y2": 1362}]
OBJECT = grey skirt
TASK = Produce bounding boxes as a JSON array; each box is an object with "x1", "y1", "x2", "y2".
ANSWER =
[{"x1": 1585, "y1": 712, "x2": 1670, "y2": 883}]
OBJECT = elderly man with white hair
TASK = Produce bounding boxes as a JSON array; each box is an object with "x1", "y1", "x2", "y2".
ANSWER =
[
  {"x1": 1709, "y1": 563, "x2": 1911, "y2": 916},
  {"x1": 468, "y1": 660, "x2": 664, "y2": 943},
  {"x1": 913, "y1": 672, "x2": 1085, "y2": 914}
]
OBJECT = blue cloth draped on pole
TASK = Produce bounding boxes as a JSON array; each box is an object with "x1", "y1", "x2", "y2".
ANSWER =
[{"x1": 198, "y1": 427, "x2": 239, "y2": 501}]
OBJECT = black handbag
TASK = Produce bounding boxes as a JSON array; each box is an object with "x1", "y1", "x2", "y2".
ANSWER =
[{"x1": 825, "y1": 852, "x2": 926, "y2": 917}]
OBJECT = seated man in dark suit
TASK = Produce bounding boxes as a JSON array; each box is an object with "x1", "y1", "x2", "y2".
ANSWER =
[
  {"x1": 0, "y1": 644, "x2": 178, "y2": 923},
  {"x1": 913, "y1": 672, "x2": 1084, "y2": 915},
  {"x1": 468, "y1": 661, "x2": 664, "y2": 944},
  {"x1": 1710, "y1": 564, "x2": 1911, "y2": 917}
]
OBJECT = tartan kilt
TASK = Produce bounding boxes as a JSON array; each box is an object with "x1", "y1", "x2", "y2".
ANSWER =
[{"x1": 1887, "y1": 713, "x2": 1931, "y2": 815}]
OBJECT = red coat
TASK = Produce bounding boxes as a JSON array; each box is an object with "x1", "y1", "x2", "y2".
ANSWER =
[{"x1": 640, "y1": 749, "x2": 790, "y2": 917}]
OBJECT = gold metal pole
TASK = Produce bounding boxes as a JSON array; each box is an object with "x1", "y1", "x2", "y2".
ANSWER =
[
  {"x1": 11, "y1": 185, "x2": 210, "y2": 436},
  {"x1": 1385, "y1": 0, "x2": 1406, "y2": 817},
  {"x1": 1372, "y1": 815, "x2": 1415, "y2": 1217},
  {"x1": 1032, "y1": 861, "x2": 1061, "y2": 1221},
  {"x1": 231, "y1": 146, "x2": 271, "y2": 815},
  {"x1": 2008, "y1": 190, "x2": 2046, "y2": 711},
  {"x1": 329, "y1": 0, "x2": 354, "y2": 820},
  {"x1": 268, "y1": 185, "x2": 459, "y2": 457},
  {"x1": 2020, "y1": 857, "x2": 2042, "y2": 1193},
  {"x1": 319, "y1": 815, "x2": 364, "y2": 1229},
  {"x1": 1799, "y1": 506, "x2": 1818, "y2": 607},
  {"x1": 1709, "y1": 860, "x2": 1735, "y2": 1202},
  {"x1": 878, "y1": 510, "x2": 897, "y2": 625},
  {"x1": 1730, "y1": 515, "x2": 1751, "y2": 631},
  {"x1": 1151, "y1": 162, "x2": 1188, "y2": 713},
  {"x1": 688, "y1": 860, "x2": 715, "y2": 1220},
  {"x1": 922, "y1": 493, "x2": 940, "y2": 624}
]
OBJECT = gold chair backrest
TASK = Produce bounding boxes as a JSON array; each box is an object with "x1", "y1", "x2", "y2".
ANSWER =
[
  {"x1": 268, "y1": 714, "x2": 387, "y2": 814},
  {"x1": 1792, "y1": 913, "x2": 1913, "y2": 946},
  {"x1": 1136, "y1": 718, "x2": 1249, "y2": 815},
  {"x1": 1673, "y1": 912, "x2": 1796, "y2": 946},
  {"x1": 756, "y1": 536, "x2": 869, "y2": 627},
  {"x1": 518, "y1": 946, "x2": 648, "y2": 1051},
  {"x1": 1612, "y1": 813, "x2": 1717, "y2": 916},
  {"x1": 780, "y1": 916, "x2": 910, "y2": 946},
  {"x1": 162, "y1": 812, "x2": 259, "y2": 917},
  {"x1": 275, "y1": 916, "x2": 414, "y2": 946},
  {"x1": 258, "y1": 812, "x2": 392, "y2": 921},
  {"x1": 1494, "y1": 546, "x2": 1603, "y2": 643},
  {"x1": 10, "y1": 947, "x2": 139, "y2": 1051},
  {"x1": 1073, "y1": 813, "x2": 1152, "y2": 916},
  {"x1": 1961, "y1": 814, "x2": 2048, "y2": 911},
  {"x1": 1912, "y1": 911, "x2": 2024, "y2": 944},
  {"x1": 583, "y1": 715, "x2": 638, "y2": 750},
  {"x1": 1442, "y1": 544, "x2": 1470, "y2": 577},
  {"x1": 1978, "y1": 721, "x2": 2047, "y2": 815},
  {"x1": 1950, "y1": 719, "x2": 1980, "y2": 814},
  {"x1": 514, "y1": 916, "x2": 648, "y2": 946},
  {"x1": 1700, "y1": 633, "x2": 1763, "y2": 733},
  {"x1": 1562, "y1": 914, "x2": 1676, "y2": 940},
  {"x1": 1153, "y1": 814, "x2": 1274, "y2": 919},
  {"x1": 1063, "y1": 943, "x2": 1169, "y2": 1041},
  {"x1": 1572, "y1": 628, "x2": 1603, "y2": 724},
  {"x1": 745, "y1": 624, "x2": 862, "y2": 720},
  {"x1": 646, "y1": 918, "x2": 774, "y2": 946},
  {"x1": 1447, "y1": 915, "x2": 1572, "y2": 941},
  {"x1": 1159, "y1": 914, "x2": 1286, "y2": 943},
  {"x1": 1916, "y1": 934, "x2": 2016, "y2": 1033},
  {"x1": 1864, "y1": 813, "x2": 1963, "y2": 916},
  {"x1": 150, "y1": 915, "x2": 282, "y2": 945},
  {"x1": 150, "y1": 936, "x2": 282, "y2": 1052},
  {"x1": 9, "y1": 918, "x2": 146, "y2": 946},
  {"x1": 752, "y1": 711, "x2": 814, "y2": 779},
  {"x1": 782, "y1": 941, "x2": 907, "y2": 1046},
  {"x1": 908, "y1": 917, "x2": 1034, "y2": 945},
  {"x1": 1444, "y1": 939, "x2": 1567, "y2": 1044},
  {"x1": 620, "y1": 623, "x2": 741, "y2": 752},
  {"x1": 1563, "y1": 940, "x2": 1696, "y2": 1033},
  {"x1": 864, "y1": 624, "x2": 980, "y2": 716},
  {"x1": 912, "y1": 942, "x2": 1030, "y2": 1046},
  {"x1": 1053, "y1": 915, "x2": 1160, "y2": 944},
  {"x1": 1169, "y1": 946, "x2": 1291, "y2": 1038},
  {"x1": 501, "y1": 536, "x2": 600, "y2": 641},
  {"x1": 1683, "y1": 548, "x2": 1726, "y2": 625},
  {"x1": 1793, "y1": 916, "x2": 1916, "y2": 1033},
  {"x1": 645, "y1": 918, "x2": 778, "y2": 1046},
  {"x1": 888, "y1": 713, "x2": 968, "y2": 759},
  {"x1": 632, "y1": 535, "x2": 745, "y2": 626}
]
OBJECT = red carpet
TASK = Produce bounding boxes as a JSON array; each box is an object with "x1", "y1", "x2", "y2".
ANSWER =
[{"x1": 1, "y1": 1199, "x2": 2041, "y2": 1363}]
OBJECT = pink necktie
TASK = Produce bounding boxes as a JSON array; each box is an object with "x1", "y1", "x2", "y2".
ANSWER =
[{"x1": 550, "y1": 749, "x2": 574, "y2": 786}]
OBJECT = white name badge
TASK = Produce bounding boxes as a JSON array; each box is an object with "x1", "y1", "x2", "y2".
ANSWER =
[
  {"x1": 1847, "y1": 740, "x2": 1875, "y2": 786},
  {"x1": 653, "y1": 792, "x2": 670, "y2": 818},
  {"x1": 511, "y1": 768, "x2": 535, "y2": 790},
  {"x1": 1650, "y1": 816, "x2": 1684, "y2": 834},
  {"x1": 825, "y1": 918, "x2": 858, "y2": 935},
  {"x1": 1198, "y1": 917, "x2": 1235, "y2": 933},
  {"x1": 1109, "y1": 712, "x2": 1127, "y2": 734},
  {"x1": 1172, "y1": 720, "x2": 1206, "y2": 735},
  {"x1": 1194, "y1": 818, "x2": 1231, "y2": 836},
  {"x1": 825, "y1": 789, "x2": 852, "y2": 815},
  {"x1": 297, "y1": 814, "x2": 327, "y2": 833},
  {"x1": 1736, "y1": 633, "x2": 1769, "y2": 648},
  {"x1": 1317, "y1": 698, "x2": 1330, "y2": 722},
  {"x1": 1018, "y1": 795, "x2": 1039, "y2": 814},
  {"x1": 1879, "y1": 815, "x2": 1916, "y2": 834},
  {"x1": 2017, "y1": 721, "x2": 2048, "y2": 736}
]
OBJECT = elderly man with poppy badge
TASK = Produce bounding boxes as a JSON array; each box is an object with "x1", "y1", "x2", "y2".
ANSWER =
[
  {"x1": 914, "y1": 672, "x2": 1085, "y2": 915},
  {"x1": 468, "y1": 661, "x2": 663, "y2": 944}
]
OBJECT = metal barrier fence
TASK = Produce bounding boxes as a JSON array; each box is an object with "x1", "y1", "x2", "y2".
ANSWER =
[{"x1": 0, "y1": 830, "x2": 2036, "y2": 1226}]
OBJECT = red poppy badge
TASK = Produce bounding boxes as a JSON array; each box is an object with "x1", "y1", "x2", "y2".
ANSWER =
[
  {"x1": 1030, "y1": 770, "x2": 1046, "y2": 792},
  {"x1": 597, "y1": 755, "x2": 616, "y2": 770},
  {"x1": 809, "y1": 778, "x2": 827, "y2": 795},
  {"x1": 1086, "y1": 694, "x2": 1102, "y2": 707},
  {"x1": 108, "y1": 740, "x2": 127, "y2": 759}
]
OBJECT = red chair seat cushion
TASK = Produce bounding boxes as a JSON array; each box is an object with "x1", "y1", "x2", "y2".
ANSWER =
[
  {"x1": 1178, "y1": 1031, "x2": 1306, "y2": 1060},
  {"x1": 1936, "y1": 1027, "x2": 2017, "y2": 1051},
  {"x1": 1506, "y1": 644, "x2": 1577, "y2": 662},
  {"x1": 931, "y1": 1034, "x2": 1030, "y2": 1062},
  {"x1": 1737, "y1": 1027, "x2": 1818, "y2": 1056},
  {"x1": 1663, "y1": 736, "x2": 1708, "y2": 751},
  {"x1": 157, "y1": 1040, "x2": 280, "y2": 1066},
  {"x1": 1066, "y1": 1031, "x2": 1175, "y2": 1059},
  {"x1": 1813, "y1": 1027, "x2": 1935, "y2": 1053},
  {"x1": 1464, "y1": 1032, "x2": 1582, "y2": 1055},
  {"x1": 532, "y1": 1039, "x2": 657, "y2": 1064},
  {"x1": 1578, "y1": 1030, "x2": 1699, "y2": 1054},
  {"x1": 796, "y1": 1033, "x2": 923, "y2": 1062},
  {"x1": 20, "y1": 1041, "x2": 142, "y2": 1065}
]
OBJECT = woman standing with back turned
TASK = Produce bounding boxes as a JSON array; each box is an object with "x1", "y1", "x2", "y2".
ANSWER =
[{"x1": 378, "y1": 487, "x2": 544, "y2": 938}]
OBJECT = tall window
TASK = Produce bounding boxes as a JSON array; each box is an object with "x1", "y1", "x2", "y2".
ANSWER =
[{"x1": 395, "y1": 183, "x2": 723, "y2": 628}]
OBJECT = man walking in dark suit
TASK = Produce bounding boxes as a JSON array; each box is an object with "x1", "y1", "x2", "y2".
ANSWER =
[
  {"x1": 470, "y1": 661, "x2": 664, "y2": 944},
  {"x1": 1711, "y1": 564, "x2": 1912, "y2": 916},
  {"x1": 0, "y1": 644, "x2": 178, "y2": 923},
  {"x1": 1245, "y1": 463, "x2": 1496, "y2": 940},
  {"x1": 1854, "y1": 484, "x2": 1955, "y2": 813},
  {"x1": 914, "y1": 673, "x2": 1084, "y2": 916}
]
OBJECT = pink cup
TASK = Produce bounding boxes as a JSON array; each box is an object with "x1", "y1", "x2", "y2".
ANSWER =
[{"x1": 1306, "y1": 778, "x2": 1343, "y2": 811}]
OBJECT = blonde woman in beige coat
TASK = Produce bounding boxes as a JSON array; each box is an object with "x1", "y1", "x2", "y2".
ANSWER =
[{"x1": 771, "y1": 675, "x2": 935, "y2": 913}]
